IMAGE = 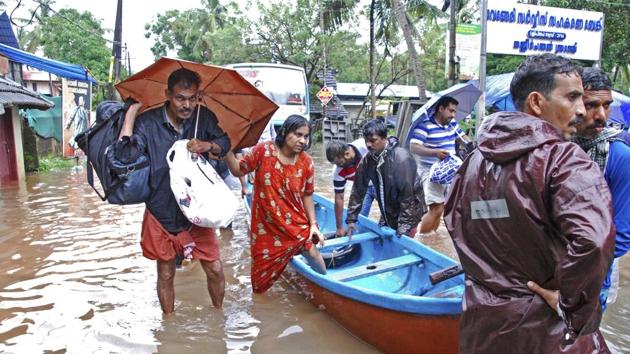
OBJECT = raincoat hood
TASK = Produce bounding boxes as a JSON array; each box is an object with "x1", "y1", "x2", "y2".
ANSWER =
[
  {"x1": 444, "y1": 111, "x2": 615, "y2": 353},
  {"x1": 477, "y1": 111, "x2": 563, "y2": 164}
]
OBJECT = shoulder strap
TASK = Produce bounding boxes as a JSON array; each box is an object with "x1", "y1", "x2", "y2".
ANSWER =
[
  {"x1": 85, "y1": 154, "x2": 128, "y2": 201},
  {"x1": 84, "y1": 102, "x2": 130, "y2": 202}
]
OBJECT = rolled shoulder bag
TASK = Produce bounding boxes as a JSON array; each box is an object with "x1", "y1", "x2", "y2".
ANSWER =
[{"x1": 167, "y1": 139, "x2": 238, "y2": 228}]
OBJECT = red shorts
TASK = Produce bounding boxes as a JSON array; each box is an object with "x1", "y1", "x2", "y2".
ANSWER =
[{"x1": 140, "y1": 209, "x2": 221, "y2": 262}]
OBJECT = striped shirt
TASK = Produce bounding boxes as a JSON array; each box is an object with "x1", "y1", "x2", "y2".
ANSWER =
[
  {"x1": 332, "y1": 139, "x2": 368, "y2": 193},
  {"x1": 409, "y1": 115, "x2": 463, "y2": 166}
]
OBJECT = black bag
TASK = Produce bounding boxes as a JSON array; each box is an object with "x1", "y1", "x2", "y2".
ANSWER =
[
  {"x1": 455, "y1": 139, "x2": 476, "y2": 160},
  {"x1": 74, "y1": 100, "x2": 151, "y2": 204}
]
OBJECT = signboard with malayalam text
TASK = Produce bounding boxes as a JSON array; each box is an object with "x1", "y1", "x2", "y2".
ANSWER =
[
  {"x1": 62, "y1": 78, "x2": 91, "y2": 158},
  {"x1": 486, "y1": 0, "x2": 604, "y2": 61}
]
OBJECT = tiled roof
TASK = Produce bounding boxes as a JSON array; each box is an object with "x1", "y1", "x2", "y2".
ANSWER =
[
  {"x1": 0, "y1": 77, "x2": 54, "y2": 109},
  {"x1": 0, "y1": 12, "x2": 20, "y2": 49},
  {"x1": 310, "y1": 97, "x2": 348, "y2": 118}
]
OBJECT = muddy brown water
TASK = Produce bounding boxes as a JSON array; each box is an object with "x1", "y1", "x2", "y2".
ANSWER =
[{"x1": 0, "y1": 143, "x2": 627, "y2": 353}]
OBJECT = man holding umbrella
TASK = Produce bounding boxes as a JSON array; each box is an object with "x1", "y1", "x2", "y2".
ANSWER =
[
  {"x1": 118, "y1": 68, "x2": 230, "y2": 314},
  {"x1": 409, "y1": 96, "x2": 472, "y2": 237}
]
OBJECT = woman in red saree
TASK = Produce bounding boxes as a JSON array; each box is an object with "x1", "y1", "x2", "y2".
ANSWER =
[{"x1": 226, "y1": 115, "x2": 326, "y2": 293}]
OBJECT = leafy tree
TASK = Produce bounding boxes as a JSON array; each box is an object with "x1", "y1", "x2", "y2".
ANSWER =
[
  {"x1": 208, "y1": 21, "x2": 271, "y2": 65},
  {"x1": 383, "y1": 0, "x2": 423, "y2": 105},
  {"x1": 486, "y1": 54, "x2": 523, "y2": 76},
  {"x1": 375, "y1": 0, "x2": 444, "y2": 103},
  {"x1": 145, "y1": 1, "x2": 269, "y2": 65},
  {"x1": 254, "y1": 0, "x2": 360, "y2": 83},
  {"x1": 357, "y1": 0, "x2": 442, "y2": 116},
  {"x1": 321, "y1": 0, "x2": 360, "y2": 30},
  {"x1": 144, "y1": 0, "x2": 362, "y2": 82},
  {"x1": 36, "y1": 8, "x2": 111, "y2": 82},
  {"x1": 12, "y1": 0, "x2": 55, "y2": 52},
  {"x1": 541, "y1": 0, "x2": 628, "y2": 69},
  {"x1": 416, "y1": 21, "x2": 448, "y2": 92},
  {"x1": 144, "y1": 0, "x2": 230, "y2": 63},
  {"x1": 326, "y1": 32, "x2": 370, "y2": 83},
  {"x1": 144, "y1": 9, "x2": 180, "y2": 59},
  {"x1": 541, "y1": 0, "x2": 629, "y2": 91}
]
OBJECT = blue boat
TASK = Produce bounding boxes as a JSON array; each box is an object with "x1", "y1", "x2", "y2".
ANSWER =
[{"x1": 245, "y1": 192, "x2": 464, "y2": 354}]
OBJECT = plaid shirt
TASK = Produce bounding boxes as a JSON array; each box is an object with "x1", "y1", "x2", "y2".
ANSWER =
[{"x1": 573, "y1": 128, "x2": 621, "y2": 171}]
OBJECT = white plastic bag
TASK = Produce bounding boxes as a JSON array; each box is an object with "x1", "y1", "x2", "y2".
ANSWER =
[{"x1": 167, "y1": 139, "x2": 238, "y2": 228}]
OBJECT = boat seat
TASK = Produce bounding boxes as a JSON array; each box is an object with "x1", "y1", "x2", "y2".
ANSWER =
[
  {"x1": 330, "y1": 254, "x2": 423, "y2": 282},
  {"x1": 321, "y1": 232, "x2": 381, "y2": 249}
]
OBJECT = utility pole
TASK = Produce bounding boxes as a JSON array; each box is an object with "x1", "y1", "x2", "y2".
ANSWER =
[
  {"x1": 106, "y1": 0, "x2": 123, "y2": 100},
  {"x1": 112, "y1": 0, "x2": 123, "y2": 82},
  {"x1": 448, "y1": 0, "x2": 458, "y2": 86},
  {"x1": 125, "y1": 43, "x2": 131, "y2": 77},
  {"x1": 476, "y1": 0, "x2": 488, "y2": 137}
]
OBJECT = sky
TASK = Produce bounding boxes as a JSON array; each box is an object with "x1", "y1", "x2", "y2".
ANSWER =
[
  {"x1": 6, "y1": 0, "x2": 446, "y2": 73},
  {"x1": 52, "y1": 0, "x2": 204, "y2": 71}
]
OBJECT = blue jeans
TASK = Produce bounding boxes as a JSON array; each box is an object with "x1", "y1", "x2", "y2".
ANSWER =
[{"x1": 360, "y1": 185, "x2": 376, "y2": 217}]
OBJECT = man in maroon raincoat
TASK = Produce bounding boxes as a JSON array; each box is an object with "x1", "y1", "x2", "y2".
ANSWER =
[{"x1": 444, "y1": 53, "x2": 615, "y2": 353}]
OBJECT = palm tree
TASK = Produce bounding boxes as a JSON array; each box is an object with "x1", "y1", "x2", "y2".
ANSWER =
[
  {"x1": 189, "y1": 0, "x2": 228, "y2": 61},
  {"x1": 390, "y1": 0, "x2": 445, "y2": 102},
  {"x1": 367, "y1": 0, "x2": 443, "y2": 106},
  {"x1": 14, "y1": 0, "x2": 54, "y2": 53},
  {"x1": 322, "y1": 0, "x2": 359, "y2": 30}
]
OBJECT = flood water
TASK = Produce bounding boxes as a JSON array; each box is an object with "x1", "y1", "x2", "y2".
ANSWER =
[{"x1": 0, "y1": 143, "x2": 628, "y2": 353}]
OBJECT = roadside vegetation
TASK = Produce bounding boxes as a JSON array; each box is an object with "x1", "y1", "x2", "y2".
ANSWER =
[{"x1": 37, "y1": 156, "x2": 77, "y2": 173}]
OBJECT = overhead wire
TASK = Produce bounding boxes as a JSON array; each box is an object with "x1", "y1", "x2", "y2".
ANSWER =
[
  {"x1": 9, "y1": 0, "x2": 42, "y2": 29},
  {"x1": 10, "y1": 0, "x2": 135, "y2": 81},
  {"x1": 29, "y1": 0, "x2": 122, "y2": 46},
  {"x1": 28, "y1": 0, "x2": 134, "y2": 75}
]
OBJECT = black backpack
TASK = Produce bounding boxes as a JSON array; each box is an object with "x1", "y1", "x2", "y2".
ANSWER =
[{"x1": 74, "y1": 100, "x2": 150, "y2": 204}]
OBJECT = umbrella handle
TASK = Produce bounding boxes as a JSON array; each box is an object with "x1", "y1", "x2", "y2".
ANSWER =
[{"x1": 194, "y1": 103, "x2": 201, "y2": 139}]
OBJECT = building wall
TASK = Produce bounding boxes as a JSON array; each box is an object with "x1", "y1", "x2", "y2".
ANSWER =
[
  {"x1": 23, "y1": 79, "x2": 60, "y2": 96},
  {"x1": 11, "y1": 108, "x2": 25, "y2": 181},
  {"x1": 345, "y1": 106, "x2": 362, "y2": 122}
]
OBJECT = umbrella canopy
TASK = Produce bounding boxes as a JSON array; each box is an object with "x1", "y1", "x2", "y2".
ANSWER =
[
  {"x1": 618, "y1": 103, "x2": 630, "y2": 127},
  {"x1": 405, "y1": 82, "x2": 482, "y2": 144},
  {"x1": 470, "y1": 72, "x2": 515, "y2": 111},
  {"x1": 610, "y1": 91, "x2": 630, "y2": 126},
  {"x1": 116, "y1": 57, "x2": 279, "y2": 150},
  {"x1": 473, "y1": 72, "x2": 630, "y2": 126}
]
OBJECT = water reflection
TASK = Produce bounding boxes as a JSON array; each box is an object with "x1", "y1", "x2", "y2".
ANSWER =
[
  {"x1": 601, "y1": 261, "x2": 630, "y2": 353},
  {"x1": 0, "y1": 143, "x2": 627, "y2": 353},
  {"x1": 0, "y1": 171, "x2": 159, "y2": 353}
]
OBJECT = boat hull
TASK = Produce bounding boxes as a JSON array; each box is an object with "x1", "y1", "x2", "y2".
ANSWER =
[{"x1": 289, "y1": 269, "x2": 460, "y2": 354}]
